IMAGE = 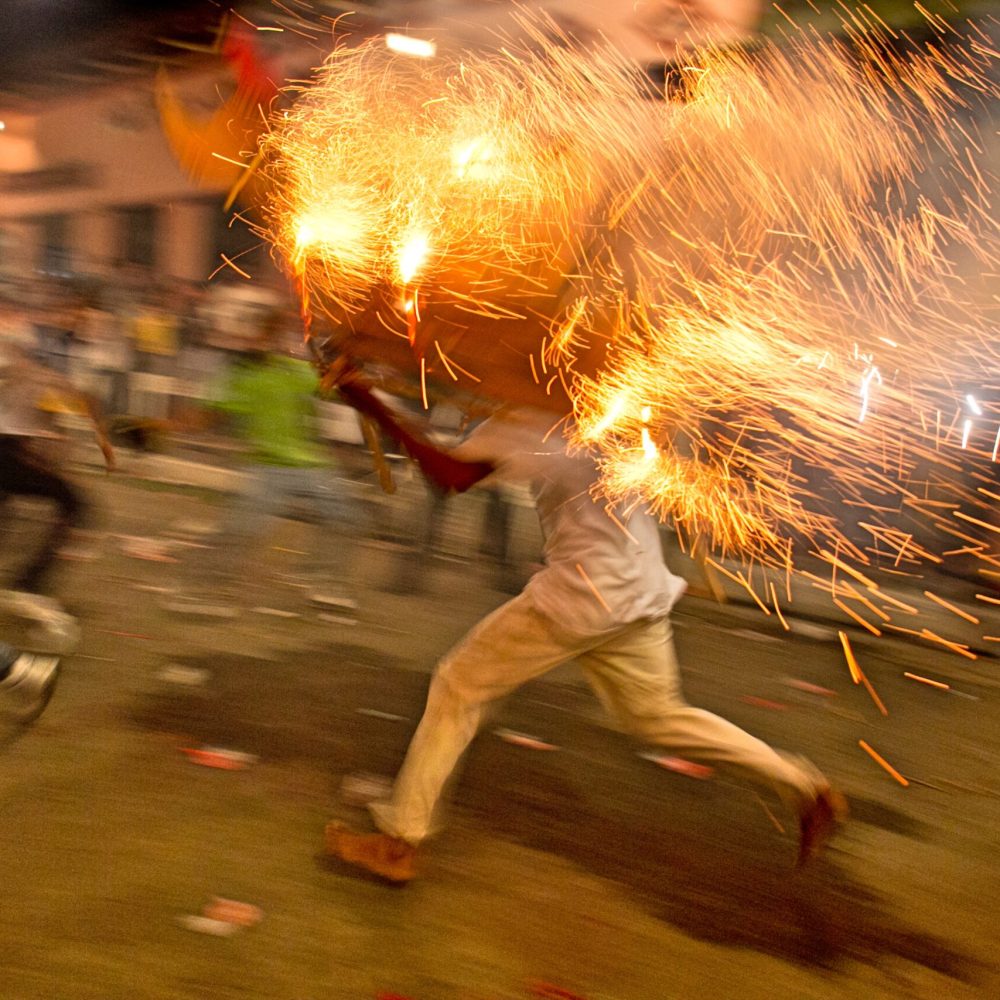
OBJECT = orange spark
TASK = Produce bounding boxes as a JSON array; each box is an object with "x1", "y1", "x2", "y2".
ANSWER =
[
  {"x1": 903, "y1": 672, "x2": 950, "y2": 690},
  {"x1": 859, "y1": 740, "x2": 910, "y2": 787},
  {"x1": 923, "y1": 590, "x2": 981, "y2": 624},
  {"x1": 838, "y1": 630, "x2": 862, "y2": 684}
]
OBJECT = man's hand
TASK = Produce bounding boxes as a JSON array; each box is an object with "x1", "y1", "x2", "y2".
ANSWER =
[
  {"x1": 336, "y1": 378, "x2": 495, "y2": 494},
  {"x1": 318, "y1": 356, "x2": 365, "y2": 396}
]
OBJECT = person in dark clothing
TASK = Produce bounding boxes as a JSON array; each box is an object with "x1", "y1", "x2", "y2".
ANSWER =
[
  {"x1": 0, "y1": 438, "x2": 89, "y2": 594},
  {"x1": 0, "y1": 337, "x2": 114, "y2": 608}
]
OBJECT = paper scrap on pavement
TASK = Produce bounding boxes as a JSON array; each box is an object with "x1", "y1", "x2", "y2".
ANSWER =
[
  {"x1": 177, "y1": 915, "x2": 239, "y2": 937},
  {"x1": 181, "y1": 747, "x2": 258, "y2": 770},
  {"x1": 157, "y1": 664, "x2": 210, "y2": 686},
  {"x1": 203, "y1": 897, "x2": 263, "y2": 927},
  {"x1": 356, "y1": 708, "x2": 407, "y2": 721},
  {"x1": 783, "y1": 678, "x2": 837, "y2": 697},
  {"x1": 639, "y1": 752, "x2": 714, "y2": 779},
  {"x1": 740, "y1": 695, "x2": 790, "y2": 711},
  {"x1": 495, "y1": 728, "x2": 559, "y2": 751}
]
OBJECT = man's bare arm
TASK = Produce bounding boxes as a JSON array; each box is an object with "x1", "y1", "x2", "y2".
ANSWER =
[{"x1": 336, "y1": 379, "x2": 494, "y2": 494}]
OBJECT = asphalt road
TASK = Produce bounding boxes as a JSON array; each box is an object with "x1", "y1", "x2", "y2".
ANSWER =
[{"x1": 0, "y1": 468, "x2": 997, "y2": 1000}]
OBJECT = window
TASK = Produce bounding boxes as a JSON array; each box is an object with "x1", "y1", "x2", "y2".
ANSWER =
[
  {"x1": 119, "y1": 204, "x2": 158, "y2": 268},
  {"x1": 38, "y1": 213, "x2": 71, "y2": 275}
]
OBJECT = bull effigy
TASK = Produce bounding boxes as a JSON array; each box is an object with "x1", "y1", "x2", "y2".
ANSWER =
[{"x1": 256, "y1": 12, "x2": 998, "y2": 578}]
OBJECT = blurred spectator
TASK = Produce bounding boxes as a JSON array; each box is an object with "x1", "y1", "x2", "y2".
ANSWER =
[
  {"x1": 32, "y1": 285, "x2": 81, "y2": 373},
  {"x1": 0, "y1": 290, "x2": 36, "y2": 353},
  {"x1": 68, "y1": 295, "x2": 130, "y2": 415},
  {"x1": 129, "y1": 286, "x2": 180, "y2": 375},
  {"x1": 172, "y1": 306, "x2": 365, "y2": 610},
  {"x1": 0, "y1": 331, "x2": 115, "y2": 626}
]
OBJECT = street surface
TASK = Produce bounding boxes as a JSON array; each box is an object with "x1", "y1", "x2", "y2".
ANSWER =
[{"x1": 0, "y1": 449, "x2": 997, "y2": 1000}]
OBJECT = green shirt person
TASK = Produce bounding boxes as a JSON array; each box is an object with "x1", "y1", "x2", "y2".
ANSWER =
[
  {"x1": 179, "y1": 309, "x2": 364, "y2": 608},
  {"x1": 213, "y1": 350, "x2": 327, "y2": 468}
]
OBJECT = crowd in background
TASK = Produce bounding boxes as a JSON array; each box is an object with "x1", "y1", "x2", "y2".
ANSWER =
[
  {"x1": 0, "y1": 268, "x2": 299, "y2": 426},
  {"x1": 0, "y1": 266, "x2": 527, "y2": 601}
]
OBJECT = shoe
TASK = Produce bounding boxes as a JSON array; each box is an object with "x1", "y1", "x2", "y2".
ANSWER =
[
  {"x1": 324, "y1": 821, "x2": 418, "y2": 883},
  {"x1": 797, "y1": 786, "x2": 848, "y2": 866},
  {"x1": 2, "y1": 653, "x2": 61, "y2": 724},
  {"x1": 0, "y1": 590, "x2": 80, "y2": 653}
]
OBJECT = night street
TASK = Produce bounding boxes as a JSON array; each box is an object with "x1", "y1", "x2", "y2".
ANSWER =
[
  {"x1": 1, "y1": 461, "x2": 996, "y2": 999},
  {"x1": 1, "y1": 3, "x2": 997, "y2": 996}
]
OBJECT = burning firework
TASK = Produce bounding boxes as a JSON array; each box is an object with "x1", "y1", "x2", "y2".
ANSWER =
[{"x1": 257, "y1": 11, "x2": 998, "y2": 587}]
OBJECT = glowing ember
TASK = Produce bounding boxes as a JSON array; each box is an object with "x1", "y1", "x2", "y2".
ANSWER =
[
  {"x1": 398, "y1": 232, "x2": 431, "y2": 286},
  {"x1": 859, "y1": 739, "x2": 910, "y2": 787},
  {"x1": 385, "y1": 33, "x2": 436, "y2": 59}
]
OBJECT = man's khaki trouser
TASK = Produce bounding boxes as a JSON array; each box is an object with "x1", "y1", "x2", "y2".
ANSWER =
[{"x1": 371, "y1": 591, "x2": 825, "y2": 844}]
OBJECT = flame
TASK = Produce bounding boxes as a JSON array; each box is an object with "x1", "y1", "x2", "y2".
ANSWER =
[
  {"x1": 257, "y1": 11, "x2": 998, "y2": 576},
  {"x1": 398, "y1": 232, "x2": 431, "y2": 285}
]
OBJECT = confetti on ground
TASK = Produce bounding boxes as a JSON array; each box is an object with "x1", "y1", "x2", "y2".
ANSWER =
[
  {"x1": 181, "y1": 747, "x2": 258, "y2": 770},
  {"x1": 858, "y1": 673, "x2": 889, "y2": 717},
  {"x1": 317, "y1": 613, "x2": 359, "y2": 626},
  {"x1": 178, "y1": 898, "x2": 264, "y2": 937},
  {"x1": 356, "y1": 708, "x2": 407, "y2": 721},
  {"x1": 121, "y1": 538, "x2": 179, "y2": 563},
  {"x1": 167, "y1": 520, "x2": 215, "y2": 537},
  {"x1": 176, "y1": 915, "x2": 239, "y2": 937},
  {"x1": 740, "y1": 696, "x2": 790, "y2": 711},
  {"x1": 161, "y1": 601, "x2": 240, "y2": 619},
  {"x1": 495, "y1": 729, "x2": 560, "y2": 751},
  {"x1": 309, "y1": 594, "x2": 359, "y2": 610},
  {"x1": 202, "y1": 897, "x2": 263, "y2": 927},
  {"x1": 639, "y1": 752, "x2": 714, "y2": 779},
  {"x1": 923, "y1": 590, "x2": 980, "y2": 625},
  {"x1": 251, "y1": 606, "x2": 302, "y2": 618},
  {"x1": 783, "y1": 678, "x2": 837, "y2": 697},
  {"x1": 57, "y1": 546, "x2": 101, "y2": 562},
  {"x1": 157, "y1": 664, "x2": 210, "y2": 686}
]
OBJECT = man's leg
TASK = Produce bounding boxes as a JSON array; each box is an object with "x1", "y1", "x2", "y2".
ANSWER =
[
  {"x1": 579, "y1": 617, "x2": 844, "y2": 862},
  {"x1": 203, "y1": 464, "x2": 287, "y2": 594},
  {"x1": 287, "y1": 466, "x2": 367, "y2": 586},
  {"x1": 0, "y1": 441, "x2": 87, "y2": 596},
  {"x1": 372, "y1": 592, "x2": 579, "y2": 842},
  {"x1": 328, "y1": 593, "x2": 580, "y2": 879}
]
